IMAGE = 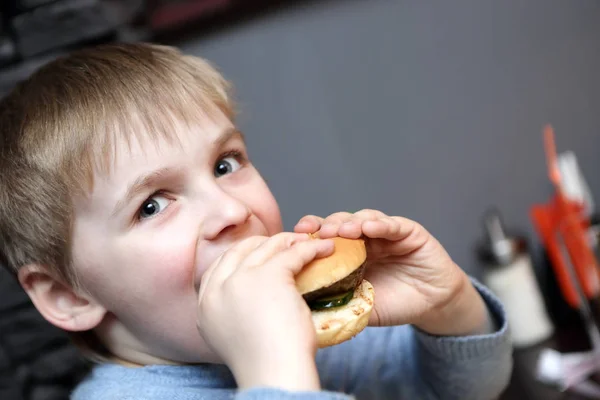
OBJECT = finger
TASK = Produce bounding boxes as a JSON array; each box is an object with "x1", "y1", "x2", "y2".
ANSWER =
[
  {"x1": 329, "y1": 209, "x2": 383, "y2": 238},
  {"x1": 336, "y1": 219, "x2": 364, "y2": 239},
  {"x1": 318, "y1": 212, "x2": 354, "y2": 237},
  {"x1": 323, "y1": 211, "x2": 354, "y2": 224},
  {"x1": 364, "y1": 217, "x2": 432, "y2": 257},
  {"x1": 197, "y1": 252, "x2": 225, "y2": 302},
  {"x1": 243, "y1": 232, "x2": 311, "y2": 268},
  {"x1": 353, "y1": 209, "x2": 387, "y2": 220},
  {"x1": 294, "y1": 215, "x2": 324, "y2": 233},
  {"x1": 263, "y1": 238, "x2": 335, "y2": 276},
  {"x1": 362, "y1": 216, "x2": 412, "y2": 241},
  {"x1": 201, "y1": 236, "x2": 268, "y2": 291}
]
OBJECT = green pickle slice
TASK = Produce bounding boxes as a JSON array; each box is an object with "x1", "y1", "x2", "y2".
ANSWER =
[{"x1": 308, "y1": 290, "x2": 354, "y2": 311}]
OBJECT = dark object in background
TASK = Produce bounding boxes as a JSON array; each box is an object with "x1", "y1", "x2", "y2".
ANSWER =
[
  {"x1": 0, "y1": 17, "x2": 18, "y2": 67},
  {"x1": 0, "y1": 38, "x2": 17, "y2": 67},
  {"x1": 2, "y1": 0, "x2": 59, "y2": 15},
  {"x1": 534, "y1": 212, "x2": 600, "y2": 331},
  {"x1": 477, "y1": 208, "x2": 554, "y2": 347},
  {"x1": 535, "y1": 244, "x2": 584, "y2": 328},
  {"x1": 7, "y1": 0, "x2": 116, "y2": 58},
  {"x1": 0, "y1": 0, "x2": 292, "y2": 97},
  {"x1": 147, "y1": 0, "x2": 232, "y2": 31},
  {"x1": 0, "y1": 268, "x2": 91, "y2": 400}
]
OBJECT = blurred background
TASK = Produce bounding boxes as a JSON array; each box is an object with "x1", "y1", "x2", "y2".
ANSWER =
[{"x1": 1, "y1": 0, "x2": 600, "y2": 399}]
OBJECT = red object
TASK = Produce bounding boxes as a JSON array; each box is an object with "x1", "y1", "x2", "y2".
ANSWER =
[
  {"x1": 530, "y1": 125, "x2": 600, "y2": 308},
  {"x1": 148, "y1": 0, "x2": 232, "y2": 30}
]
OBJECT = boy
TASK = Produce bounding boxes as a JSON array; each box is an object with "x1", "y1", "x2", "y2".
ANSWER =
[{"x1": 0, "y1": 43, "x2": 512, "y2": 399}]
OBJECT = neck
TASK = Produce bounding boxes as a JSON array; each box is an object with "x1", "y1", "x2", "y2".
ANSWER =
[{"x1": 94, "y1": 313, "x2": 184, "y2": 367}]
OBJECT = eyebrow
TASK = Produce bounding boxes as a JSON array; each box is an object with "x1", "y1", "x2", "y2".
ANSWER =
[
  {"x1": 215, "y1": 127, "x2": 244, "y2": 148},
  {"x1": 111, "y1": 167, "x2": 181, "y2": 218},
  {"x1": 111, "y1": 127, "x2": 245, "y2": 218}
]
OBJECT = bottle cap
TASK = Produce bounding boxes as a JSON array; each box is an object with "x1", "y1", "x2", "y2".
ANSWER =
[{"x1": 478, "y1": 208, "x2": 526, "y2": 267}]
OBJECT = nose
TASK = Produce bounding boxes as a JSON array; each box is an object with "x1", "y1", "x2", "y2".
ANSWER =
[{"x1": 202, "y1": 189, "x2": 252, "y2": 240}]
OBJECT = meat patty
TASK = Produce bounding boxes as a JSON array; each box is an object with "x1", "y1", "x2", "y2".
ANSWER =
[{"x1": 302, "y1": 263, "x2": 366, "y2": 303}]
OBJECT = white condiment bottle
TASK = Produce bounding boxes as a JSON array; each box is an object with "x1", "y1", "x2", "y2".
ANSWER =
[{"x1": 479, "y1": 209, "x2": 554, "y2": 348}]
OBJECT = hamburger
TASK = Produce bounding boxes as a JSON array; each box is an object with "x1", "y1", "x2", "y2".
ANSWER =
[{"x1": 296, "y1": 235, "x2": 374, "y2": 348}]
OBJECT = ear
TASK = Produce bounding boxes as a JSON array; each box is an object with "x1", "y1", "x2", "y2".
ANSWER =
[{"x1": 18, "y1": 264, "x2": 106, "y2": 332}]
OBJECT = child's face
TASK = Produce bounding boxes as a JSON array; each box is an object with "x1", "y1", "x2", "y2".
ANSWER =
[{"x1": 71, "y1": 110, "x2": 283, "y2": 364}]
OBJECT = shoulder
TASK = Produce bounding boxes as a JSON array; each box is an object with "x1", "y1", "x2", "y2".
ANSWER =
[
  {"x1": 70, "y1": 363, "x2": 237, "y2": 400},
  {"x1": 71, "y1": 364, "x2": 156, "y2": 400}
]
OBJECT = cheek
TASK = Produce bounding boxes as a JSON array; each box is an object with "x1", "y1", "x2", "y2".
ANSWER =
[
  {"x1": 75, "y1": 225, "x2": 198, "y2": 310},
  {"x1": 245, "y1": 177, "x2": 283, "y2": 235},
  {"x1": 115, "y1": 229, "x2": 197, "y2": 296}
]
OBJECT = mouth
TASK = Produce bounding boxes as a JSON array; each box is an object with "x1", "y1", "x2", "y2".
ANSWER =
[{"x1": 193, "y1": 249, "x2": 226, "y2": 291}]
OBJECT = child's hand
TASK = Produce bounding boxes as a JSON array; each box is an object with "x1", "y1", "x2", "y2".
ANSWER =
[
  {"x1": 294, "y1": 210, "x2": 493, "y2": 337},
  {"x1": 196, "y1": 232, "x2": 334, "y2": 391}
]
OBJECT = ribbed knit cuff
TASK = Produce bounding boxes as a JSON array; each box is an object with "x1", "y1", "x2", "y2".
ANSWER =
[
  {"x1": 414, "y1": 277, "x2": 511, "y2": 362},
  {"x1": 237, "y1": 388, "x2": 355, "y2": 399}
]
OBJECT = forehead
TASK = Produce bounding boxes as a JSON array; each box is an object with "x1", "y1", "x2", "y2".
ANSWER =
[
  {"x1": 74, "y1": 105, "x2": 234, "y2": 212},
  {"x1": 93, "y1": 98, "x2": 232, "y2": 173},
  {"x1": 117, "y1": 109, "x2": 229, "y2": 162}
]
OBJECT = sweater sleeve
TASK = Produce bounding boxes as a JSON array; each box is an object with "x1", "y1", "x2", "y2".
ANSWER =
[
  {"x1": 235, "y1": 388, "x2": 354, "y2": 399},
  {"x1": 312, "y1": 278, "x2": 513, "y2": 400},
  {"x1": 70, "y1": 279, "x2": 511, "y2": 400}
]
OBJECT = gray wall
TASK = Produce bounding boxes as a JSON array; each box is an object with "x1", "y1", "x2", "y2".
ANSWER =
[{"x1": 178, "y1": 0, "x2": 600, "y2": 278}]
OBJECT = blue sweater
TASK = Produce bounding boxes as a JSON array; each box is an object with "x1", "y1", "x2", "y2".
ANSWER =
[{"x1": 72, "y1": 280, "x2": 512, "y2": 399}]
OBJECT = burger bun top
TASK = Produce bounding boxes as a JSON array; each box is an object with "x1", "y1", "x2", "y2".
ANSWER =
[{"x1": 295, "y1": 236, "x2": 367, "y2": 295}]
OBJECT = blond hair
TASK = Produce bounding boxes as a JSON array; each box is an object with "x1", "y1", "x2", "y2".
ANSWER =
[{"x1": 0, "y1": 42, "x2": 235, "y2": 359}]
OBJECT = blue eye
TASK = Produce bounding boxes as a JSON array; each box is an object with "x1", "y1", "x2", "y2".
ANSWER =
[
  {"x1": 214, "y1": 155, "x2": 242, "y2": 177},
  {"x1": 139, "y1": 195, "x2": 170, "y2": 219}
]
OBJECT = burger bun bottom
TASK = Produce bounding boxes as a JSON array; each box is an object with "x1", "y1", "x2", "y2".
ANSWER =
[{"x1": 312, "y1": 280, "x2": 374, "y2": 348}]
